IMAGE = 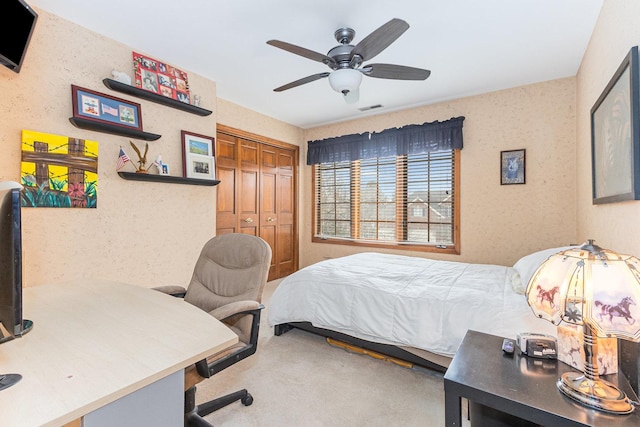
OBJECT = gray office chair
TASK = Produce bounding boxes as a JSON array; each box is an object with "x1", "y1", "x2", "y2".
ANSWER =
[{"x1": 155, "y1": 233, "x2": 272, "y2": 427}]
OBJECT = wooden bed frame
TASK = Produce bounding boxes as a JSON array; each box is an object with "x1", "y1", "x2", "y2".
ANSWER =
[{"x1": 274, "y1": 321, "x2": 448, "y2": 373}]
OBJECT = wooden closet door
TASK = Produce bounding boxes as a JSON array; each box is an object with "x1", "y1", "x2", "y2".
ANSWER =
[
  {"x1": 238, "y1": 139, "x2": 260, "y2": 236},
  {"x1": 214, "y1": 135, "x2": 260, "y2": 236},
  {"x1": 260, "y1": 145, "x2": 296, "y2": 280},
  {"x1": 259, "y1": 145, "x2": 278, "y2": 279},
  {"x1": 276, "y1": 148, "x2": 296, "y2": 278},
  {"x1": 215, "y1": 133, "x2": 238, "y2": 235}
]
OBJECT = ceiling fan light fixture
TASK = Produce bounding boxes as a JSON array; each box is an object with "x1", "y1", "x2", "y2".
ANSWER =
[
  {"x1": 328, "y1": 68, "x2": 362, "y2": 95},
  {"x1": 344, "y1": 88, "x2": 359, "y2": 104}
]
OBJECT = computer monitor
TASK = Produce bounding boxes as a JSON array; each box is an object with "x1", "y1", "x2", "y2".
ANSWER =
[{"x1": 0, "y1": 181, "x2": 33, "y2": 391}]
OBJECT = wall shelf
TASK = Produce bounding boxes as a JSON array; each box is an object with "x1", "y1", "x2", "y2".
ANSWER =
[
  {"x1": 103, "y1": 79, "x2": 213, "y2": 116},
  {"x1": 118, "y1": 171, "x2": 220, "y2": 186},
  {"x1": 69, "y1": 117, "x2": 161, "y2": 141}
]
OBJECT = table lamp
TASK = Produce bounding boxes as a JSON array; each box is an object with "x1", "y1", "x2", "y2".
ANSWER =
[{"x1": 525, "y1": 240, "x2": 640, "y2": 414}]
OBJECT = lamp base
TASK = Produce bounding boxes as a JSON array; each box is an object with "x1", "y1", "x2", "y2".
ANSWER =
[{"x1": 557, "y1": 372, "x2": 633, "y2": 414}]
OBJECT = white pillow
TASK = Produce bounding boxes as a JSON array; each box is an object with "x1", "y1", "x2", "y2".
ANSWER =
[{"x1": 512, "y1": 246, "x2": 578, "y2": 294}]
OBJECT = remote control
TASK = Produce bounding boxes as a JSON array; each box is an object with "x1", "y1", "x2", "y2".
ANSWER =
[{"x1": 502, "y1": 338, "x2": 515, "y2": 355}]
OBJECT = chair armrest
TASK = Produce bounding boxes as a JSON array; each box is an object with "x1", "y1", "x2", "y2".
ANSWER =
[
  {"x1": 209, "y1": 300, "x2": 264, "y2": 322},
  {"x1": 151, "y1": 285, "x2": 187, "y2": 298},
  {"x1": 196, "y1": 301, "x2": 265, "y2": 379}
]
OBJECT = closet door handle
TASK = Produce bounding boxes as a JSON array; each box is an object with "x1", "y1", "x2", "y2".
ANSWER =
[
  {"x1": 244, "y1": 217, "x2": 254, "y2": 223},
  {"x1": 267, "y1": 217, "x2": 275, "y2": 222}
]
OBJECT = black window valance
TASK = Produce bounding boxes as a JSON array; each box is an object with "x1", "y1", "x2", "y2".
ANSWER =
[{"x1": 307, "y1": 116, "x2": 465, "y2": 165}]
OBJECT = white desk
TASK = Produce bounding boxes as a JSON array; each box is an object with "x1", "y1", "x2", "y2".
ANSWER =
[{"x1": 0, "y1": 280, "x2": 238, "y2": 427}]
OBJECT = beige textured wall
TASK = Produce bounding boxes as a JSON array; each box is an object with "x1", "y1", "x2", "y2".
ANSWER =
[
  {"x1": 216, "y1": 98, "x2": 303, "y2": 146},
  {"x1": 301, "y1": 78, "x2": 578, "y2": 268},
  {"x1": 1, "y1": 9, "x2": 219, "y2": 288},
  {"x1": 576, "y1": 0, "x2": 640, "y2": 256}
]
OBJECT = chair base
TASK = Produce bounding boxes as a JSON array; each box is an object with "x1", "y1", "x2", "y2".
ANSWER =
[{"x1": 185, "y1": 385, "x2": 253, "y2": 427}]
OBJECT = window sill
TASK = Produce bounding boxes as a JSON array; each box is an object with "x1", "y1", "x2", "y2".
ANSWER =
[{"x1": 311, "y1": 236, "x2": 460, "y2": 255}]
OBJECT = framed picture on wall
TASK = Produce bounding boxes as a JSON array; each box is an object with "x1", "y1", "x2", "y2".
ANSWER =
[
  {"x1": 591, "y1": 45, "x2": 640, "y2": 204},
  {"x1": 181, "y1": 130, "x2": 215, "y2": 180},
  {"x1": 133, "y1": 52, "x2": 191, "y2": 104},
  {"x1": 500, "y1": 149, "x2": 526, "y2": 185},
  {"x1": 71, "y1": 85, "x2": 143, "y2": 131}
]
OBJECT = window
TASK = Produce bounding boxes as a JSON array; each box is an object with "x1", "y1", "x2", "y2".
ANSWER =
[{"x1": 313, "y1": 149, "x2": 459, "y2": 253}]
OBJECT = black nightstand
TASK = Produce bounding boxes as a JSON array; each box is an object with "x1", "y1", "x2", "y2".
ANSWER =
[{"x1": 444, "y1": 330, "x2": 640, "y2": 426}]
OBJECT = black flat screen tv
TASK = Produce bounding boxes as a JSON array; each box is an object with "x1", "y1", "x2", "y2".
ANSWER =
[{"x1": 0, "y1": 0, "x2": 38, "y2": 73}]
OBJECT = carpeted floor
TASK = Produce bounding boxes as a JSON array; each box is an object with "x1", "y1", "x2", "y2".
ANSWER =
[{"x1": 195, "y1": 279, "x2": 469, "y2": 426}]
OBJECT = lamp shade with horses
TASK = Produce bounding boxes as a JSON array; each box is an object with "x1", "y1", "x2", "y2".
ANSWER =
[{"x1": 525, "y1": 240, "x2": 640, "y2": 414}]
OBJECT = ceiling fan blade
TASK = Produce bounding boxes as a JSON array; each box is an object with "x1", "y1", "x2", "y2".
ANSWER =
[
  {"x1": 363, "y1": 63, "x2": 431, "y2": 80},
  {"x1": 273, "y1": 72, "x2": 330, "y2": 92},
  {"x1": 350, "y1": 18, "x2": 410, "y2": 62},
  {"x1": 267, "y1": 40, "x2": 337, "y2": 68}
]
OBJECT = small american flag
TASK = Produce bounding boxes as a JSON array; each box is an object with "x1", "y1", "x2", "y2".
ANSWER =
[{"x1": 116, "y1": 147, "x2": 131, "y2": 171}]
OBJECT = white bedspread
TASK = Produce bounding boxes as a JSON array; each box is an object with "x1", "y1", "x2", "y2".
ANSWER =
[{"x1": 268, "y1": 252, "x2": 557, "y2": 357}]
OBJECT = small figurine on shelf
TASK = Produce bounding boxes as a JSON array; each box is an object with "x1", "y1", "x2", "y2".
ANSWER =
[
  {"x1": 111, "y1": 69, "x2": 132, "y2": 85},
  {"x1": 151, "y1": 154, "x2": 168, "y2": 175},
  {"x1": 129, "y1": 141, "x2": 149, "y2": 173}
]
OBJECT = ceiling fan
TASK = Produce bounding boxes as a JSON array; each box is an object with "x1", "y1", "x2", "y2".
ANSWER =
[{"x1": 267, "y1": 18, "x2": 431, "y2": 103}]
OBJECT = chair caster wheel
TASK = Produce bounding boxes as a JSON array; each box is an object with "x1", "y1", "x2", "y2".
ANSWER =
[{"x1": 241, "y1": 393, "x2": 253, "y2": 406}]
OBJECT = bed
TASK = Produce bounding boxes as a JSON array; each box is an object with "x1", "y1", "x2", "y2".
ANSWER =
[{"x1": 268, "y1": 248, "x2": 573, "y2": 371}]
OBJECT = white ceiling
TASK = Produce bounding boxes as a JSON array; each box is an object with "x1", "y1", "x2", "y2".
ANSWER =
[{"x1": 29, "y1": 0, "x2": 603, "y2": 129}]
